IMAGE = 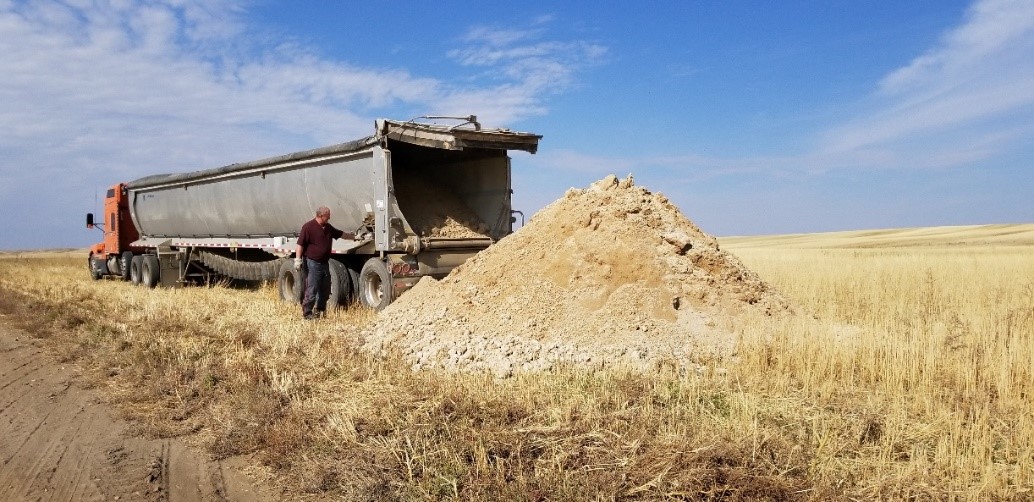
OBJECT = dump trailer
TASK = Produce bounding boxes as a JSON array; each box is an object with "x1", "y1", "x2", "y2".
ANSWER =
[{"x1": 86, "y1": 116, "x2": 541, "y2": 310}]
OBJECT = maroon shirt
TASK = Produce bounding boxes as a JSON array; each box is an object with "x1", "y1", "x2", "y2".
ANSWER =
[{"x1": 297, "y1": 218, "x2": 344, "y2": 263}]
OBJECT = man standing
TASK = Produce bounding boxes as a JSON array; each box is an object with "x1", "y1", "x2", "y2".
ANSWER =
[{"x1": 296, "y1": 206, "x2": 353, "y2": 319}]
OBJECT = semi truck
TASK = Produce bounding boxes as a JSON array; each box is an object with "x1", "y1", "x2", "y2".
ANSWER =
[{"x1": 86, "y1": 116, "x2": 541, "y2": 310}]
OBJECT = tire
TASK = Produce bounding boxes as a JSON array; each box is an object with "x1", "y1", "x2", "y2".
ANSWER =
[
  {"x1": 328, "y1": 259, "x2": 355, "y2": 309},
  {"x1": 88, "y1": 256, "x2": 102, "y2": 280},
  {"x1": 359, "y1": 258, "x2": 393, "y2": 311},
  {"x1": 141, "y1": 255, "x2": 160, "y2": 288},
  {"x1": 119, "y1": 251, "x2": 133, "y2": 281},
  {"x1": 347, "y1": 267, "x2": 360, "y2": 303},
  {"x1": 128, "y1": 256, "x2": 142, "y2": 283},
  {"x1": 130, "y1": 255, "x2": 143, "y2": 285},
  {"x1": 277, "y1": 259, "x2": 305, "y2": 304}
]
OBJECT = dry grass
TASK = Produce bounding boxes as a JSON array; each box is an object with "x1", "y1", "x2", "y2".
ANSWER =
[
  {"x1": 0, "y1": 224, "x2": 1031, "y2": 500},
  {"x1": 725, "y1": 227, "x2": 1034, "y2": 500},
  {"x1": 722, "y1": 223, "x2": 1034, "y2": 249}
]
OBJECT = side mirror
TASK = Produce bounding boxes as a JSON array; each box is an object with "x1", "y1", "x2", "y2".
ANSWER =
[{"x1": 86, "y1": 213, "x2": 95, "y2": 228}]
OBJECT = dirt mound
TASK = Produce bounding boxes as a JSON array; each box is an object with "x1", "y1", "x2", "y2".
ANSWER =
[{"x1": 364, "y1": 175, "x2": 793, "y2": 376}]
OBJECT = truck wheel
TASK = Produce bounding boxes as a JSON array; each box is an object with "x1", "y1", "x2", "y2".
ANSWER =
[
  {"x1": 359, "y1": 258, "x2": 392, "y2": 310},
  {"x1": 328, "y1": 259, "x2": 353, "y2": 308},
  {"x1": 277, "y1": 259, "x2": 305, "y2": 304},
  {"x1": 141, "y1": 255, "x2": 160, "y2": 288},
  {"x1": 347, "y1": 267, "x2": 360, "y2": 303},
  {"x1": 130, "y1": 255, "x2": 143, "y2": 284},
  {"x1": 120, "y1": 251, "x2": 133, "y2": 281},
  {"x1": 88, "y1": 256, "x2": 102, "y2": 280}
]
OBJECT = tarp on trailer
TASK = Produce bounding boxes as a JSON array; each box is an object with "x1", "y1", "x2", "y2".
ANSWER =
[{"x1": 126, "y1": 118, "x2": 541, "y2": 190}]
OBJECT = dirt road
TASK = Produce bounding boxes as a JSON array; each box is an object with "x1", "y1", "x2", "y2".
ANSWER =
[{"x1": 0, "y1": 320, "x2": 273, "y2": 501}]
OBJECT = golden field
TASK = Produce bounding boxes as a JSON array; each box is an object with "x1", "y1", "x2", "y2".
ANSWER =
[{"x1": 0, "y1": 223, "x2": 1031, "y2": 500}]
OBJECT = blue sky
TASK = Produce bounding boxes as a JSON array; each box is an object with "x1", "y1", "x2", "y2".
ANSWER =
[{"x1": 1, "y1": 0, "x2": 1032, "y2": 249}]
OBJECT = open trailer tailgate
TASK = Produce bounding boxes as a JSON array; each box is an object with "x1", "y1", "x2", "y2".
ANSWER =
[{"x1": 377, "y1": 117, "x2": 542, "y2": 154}]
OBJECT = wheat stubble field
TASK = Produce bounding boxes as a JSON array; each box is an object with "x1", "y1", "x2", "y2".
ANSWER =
[{"x1": 0, "y1": 224, "x2": 1031, "y2": 500}]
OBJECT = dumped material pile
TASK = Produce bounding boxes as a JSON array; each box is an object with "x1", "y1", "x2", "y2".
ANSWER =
[
  {"x1": 364, "y1": 175, "x2": 793, "y2": 376},
  {"x1": 394, "y1": 173, "x2": 492, "y2": 238}
]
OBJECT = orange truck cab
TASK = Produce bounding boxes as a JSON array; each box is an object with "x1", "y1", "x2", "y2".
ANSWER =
[{"x1": 86, "y1": 183, "x2": 141, "y2": 280}]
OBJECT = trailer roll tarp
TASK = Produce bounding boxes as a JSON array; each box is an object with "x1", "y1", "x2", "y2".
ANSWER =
[{"x1": 126, "y1": 137, "x2": 378, "y2": 190}]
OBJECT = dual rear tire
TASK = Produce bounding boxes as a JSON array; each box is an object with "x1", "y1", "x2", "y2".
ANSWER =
[
  {"x1": 278, "y1": 258, "x2": 356, "y2": 310},
  {"x1": 358, "y1": 258, "x2": 392, "y2": 311},
  {"x1": 278, "y1": 258, "x2": 392, "y2": 311},
  {"x1": 130, "y1": 255, "x2": 143, "y2": 284},
  {"x1": 140, "y1": 255, "x2": 159, "y2": 288},
  {"x1": 278, "y1": 259, "x2": 305, "y2": 304},
  {"x1": 128, "y1": 254, "x2": 158, "y2": 288}
]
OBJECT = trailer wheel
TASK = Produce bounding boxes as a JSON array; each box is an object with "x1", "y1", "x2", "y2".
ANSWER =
[
  {"x1": 347, "y1": 267, "x2": 360, "y2": 303},
  {"x1": 328, "y1": 259, "x2": 354, "y2": 308},
  {"x1": 277, "y1": 259, "x2": 305, "y2": 304},
  {"x1": 120, "y1": 251, "x2": 133, "y2": 281},
  {"x1": 130, "y1": 255, "x2": 143, "y2": 284},
  {"x1": 359, "y1": 258, "x2": 392, "y2": 310},
  {"x1": 141, "y1": 255, "x2": 160, "y2": 288}
]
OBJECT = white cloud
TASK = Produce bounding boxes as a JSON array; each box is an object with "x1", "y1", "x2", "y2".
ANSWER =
[
  {"x1": 0, "y1": 0, "x2": 603, "y2": 248},
  {"x1": 822, "y1": 0, "x2": 1034, "y2": 163},
  {"x1": 459, "y1": 26, "x2": 543, "y2": 49},
  {"x1": 879, "y1": 0, "x2": 1034, "y2": 94},
  {"x1": 448, "y1": 22, "x2": 607, "y2": 99},
  {"x1": 0, "y1": 1, "x2": 602, "y2": 149}
]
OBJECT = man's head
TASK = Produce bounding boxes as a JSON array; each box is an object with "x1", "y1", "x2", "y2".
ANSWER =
[{"x1": 315, "y1": 206, "x2": 331, "y2": 225}]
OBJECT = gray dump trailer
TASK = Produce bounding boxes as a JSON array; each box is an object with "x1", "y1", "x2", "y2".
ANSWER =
[{"x1": 88, "y1": 116, "x2": 541, "y2": 310}]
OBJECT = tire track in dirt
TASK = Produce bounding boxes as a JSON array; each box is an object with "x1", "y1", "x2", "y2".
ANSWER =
[{"x1": 0, "y1": 322, "x2": 275, "y2": 501}]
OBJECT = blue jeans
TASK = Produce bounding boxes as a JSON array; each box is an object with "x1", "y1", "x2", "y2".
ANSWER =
[{"x1": 302, "y1": 259, "x2": 331, "y2": 317}]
